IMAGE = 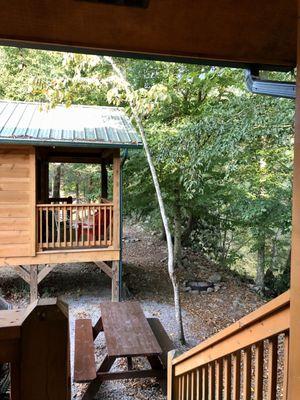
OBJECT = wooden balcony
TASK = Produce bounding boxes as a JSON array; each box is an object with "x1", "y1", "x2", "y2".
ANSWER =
[
  {"x1": 37, "y1": 203, "x2": 114, "y2": 251},
  {"x1": 168, "y1": 291, "x2": 290, "y2": 400}
]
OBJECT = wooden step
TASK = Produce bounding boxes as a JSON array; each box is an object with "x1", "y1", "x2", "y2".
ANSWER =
[
  {"x1": 147, "y1": 318, "x2": 174, "y2": 368},
  {"x1": 74, "y1": 319, "x2": 96, "y2": 383}
]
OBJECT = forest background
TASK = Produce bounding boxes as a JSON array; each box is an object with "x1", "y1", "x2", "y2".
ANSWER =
[{"x1": 0, "y1": 47, "x2": 295, "y2": 295}]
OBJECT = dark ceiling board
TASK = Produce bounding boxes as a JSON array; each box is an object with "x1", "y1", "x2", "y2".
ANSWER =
[
  {"x1": 0, "y1": 40, "x2": 294, "y2": 72},
  {"x1": 0, "y1": 0, "x2": 296, "y2": 70}
]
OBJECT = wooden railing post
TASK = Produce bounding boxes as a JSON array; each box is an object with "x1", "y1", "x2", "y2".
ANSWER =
[
  {"x1": 289, "y1": 8, "x2": 300, "y2": 399},
  {"x1": 167, "y1": 350, "x2": 176, "y2": 400}
]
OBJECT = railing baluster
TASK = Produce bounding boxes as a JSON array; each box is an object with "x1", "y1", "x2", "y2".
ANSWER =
[
  {"x1": 64, "y1": 206, "x2": 67, "y2": 247},
  {"x1": 52, "y1": 206, "x2": 54, "y2": 247},
  {"x1": 203, "y1": 365, "x2": 209, "y2": 400},
  {"x1": 181, "y1": 375, "x2": 185, "y2": 400},
  {"x1": 209, "y1": 363, "x2": 215, "y2": 400},
  {"x1": 216, "y1": 359, "x2": 223, "y2": 400},
  {"x1": 190, "y1": 371, "x2": 195, "y2": 400},
  {"x1": 267, "y1": 336, "x2": 278, "y2": 400},
  {"x1": 69, "y1": 206, "x2": 73, "y2": 247},
  {"x1": 98, "y1": 205, "x2": 101, "y2": 245},
  {"x1": 93, "y1": 205, "x2": 95, "y2": 246},
  {"x1": 196, "y1": 368, "x2": 202, "y2": 400},
  {"x1": 186, "y1": 373, "x2": 190, "y2": 400},
  {"x1": 243, "y1": 347, "x2": 252, "y2": 400},
  {"x1": 75, "y1": 206, "x2": 78, "y2": 247},
  {"x1": 39, "y1": 207, "x2": 43, "y2": 249},
  {"x1": 178, "y1": 376, "x2": 182, "y2": 400},
  {"x1": 224, "y1": 355, "x2": 231, "y2": 400},
  {"x1": 45, "y1": 207, "x2": 49, "y2": 248},
  {"x1": 109, "y1": 204, "x2": 112, "y2": 245},
  {"x1": 81, "y1": 207, "x2": 84, "y2": 247},
  {"x1": 57, "y1": 206, "x2": 61, "y2": 248},
  {"x1": 87, "y1": 206, "x2": 89, "y2": 246},
  {"x1": 254, "y1": 341, "x2": 264, "y2": 400},
  {"x1": 283, "y1": 332, "x2": 289, "y2": 400},
  {"x1": 232, "y1": 351, "x2": 241, "y2": 400},
  {"x1": 104, "y1": 205, "x2": 107, "y2": 245}
]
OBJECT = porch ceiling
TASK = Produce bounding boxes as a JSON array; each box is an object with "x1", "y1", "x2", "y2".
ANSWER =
[
  {"x1": 0, "y1": 100, "x2": 142, "y2": 149},
  {"x1": 0, "y1": 0, "x2": 296, "y2": 71}
]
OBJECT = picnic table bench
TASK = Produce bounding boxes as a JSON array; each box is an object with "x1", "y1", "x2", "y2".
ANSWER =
[{"x1": 74, "y1": 301, "x2": 174, "y2": 400}]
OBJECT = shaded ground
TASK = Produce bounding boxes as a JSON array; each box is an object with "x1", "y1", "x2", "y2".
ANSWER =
[{"x1": 0, "y1": 223, "x2": 264, "y2": 399}]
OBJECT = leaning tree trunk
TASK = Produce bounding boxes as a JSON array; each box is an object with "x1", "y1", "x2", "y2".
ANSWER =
[
  {"x1": 174, "y1": 188, "x2": 183, "y2": 268},
  {"x1": 104, "y1": 56, "x2": 185, "y2": 344}
]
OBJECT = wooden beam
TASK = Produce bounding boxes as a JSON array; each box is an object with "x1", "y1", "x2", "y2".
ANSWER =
[
  {"x1": 14, "y1": 265, "x2": 30, "y2": 284},
  {"x1": 0, "y1": 0, "x2": 296, "y2": 70},
  {"x1": 48, "y1": 155, "x2": 104, "y2": 164},
  {"x1": 29, "y1": 265, "x2": 38, "y2": 303},
  {"x1": 94, "y1": 261, "x2": 112, "y2": 278},
  {"x1": 96, "y1": 369, "x2": 165, "y2": 380},
  {"x1": 289, "y1": 6, "x2": 300, "y2": 398},
  {"x1": 37, "y1": 264, "x2": 57, "y2": 284},
  {"x1": 0, "y1": 248, "x2": 120, "y2": 266}
]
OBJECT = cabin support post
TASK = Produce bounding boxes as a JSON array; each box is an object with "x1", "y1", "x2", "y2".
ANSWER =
[
  {"x1": 112, "y1": 151, "x2": 121, "y2": 301},
  {"x1": 289, "y1": 11, "x2": 300, "y2": 399},
  {"x1": 111, "y1": 261, "x2": 120, "y2": 302},
  {"x1": 101, "y1": 162, "x2": 108, "y2": 199},
  {"x1": 30, "y1": 265, "x2": 38, "y2": 303}
]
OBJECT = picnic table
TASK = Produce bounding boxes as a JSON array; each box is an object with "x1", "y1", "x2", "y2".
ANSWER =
[{"x1": 74, "y1": 301, "x2": 174, "y2": 400}]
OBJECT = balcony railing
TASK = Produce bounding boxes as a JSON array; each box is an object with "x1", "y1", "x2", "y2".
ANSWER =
[
  {"x1": 37, "y1": 203, "x2": 113, "y2": 251},
  {"x1": 168, "y1": 290, "x2": 290, "y2": 400}
]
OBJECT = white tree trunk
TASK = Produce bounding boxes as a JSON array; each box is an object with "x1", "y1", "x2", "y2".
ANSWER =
[{"x1": 104, "y1": 56, "x2": 185, "y2": 343}]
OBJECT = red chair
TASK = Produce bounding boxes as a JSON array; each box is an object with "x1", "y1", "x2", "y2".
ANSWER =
[{"x1": 78, "y1": 208, "x2": 112, "y2": 243}]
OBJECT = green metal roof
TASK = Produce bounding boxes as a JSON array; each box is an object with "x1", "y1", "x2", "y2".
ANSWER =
[{"x1": 0, "y1": 100, "x2": 142, "y2": 149}]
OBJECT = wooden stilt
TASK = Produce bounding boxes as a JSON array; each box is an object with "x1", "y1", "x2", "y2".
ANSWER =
[
  {"x1": 30, "y1": 265, "x2": 38, "y2": 303},
  {"x1": 111, "y1": 261, "x2": 119, "y2": 302}
]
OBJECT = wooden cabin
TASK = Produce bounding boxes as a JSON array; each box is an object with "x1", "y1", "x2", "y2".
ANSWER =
[{"x1": 0, "y1": 100, "x2": 142, "y2": 302}]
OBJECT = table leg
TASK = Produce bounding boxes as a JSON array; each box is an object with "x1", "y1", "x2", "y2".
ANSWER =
[
  {"x1": 127, "y1": 357, "x2": 133, "y2": 370},
  {"x1": 147, "y1": 355, "x2": 166, "y2": 395},
  {"x1": 92, "y1": 317, "x2": 103, "y2": 340},
  {"x1": 82, "y1": 355, "x2": 116, "y2": 400}
]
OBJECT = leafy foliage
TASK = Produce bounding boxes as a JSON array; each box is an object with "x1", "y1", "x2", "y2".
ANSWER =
[{"x1": 0, "y1": 46, "x2": 294, "y2": 294}]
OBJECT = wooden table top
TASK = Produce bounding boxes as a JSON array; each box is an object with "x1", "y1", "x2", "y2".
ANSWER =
[{"x1": 100, "y1": 301, "x2": 162, "y2": 358}]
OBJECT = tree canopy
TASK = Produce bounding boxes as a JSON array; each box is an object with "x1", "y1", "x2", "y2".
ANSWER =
[{"x1": 0, "y1": 46, "x2": 294, "y2": 294}]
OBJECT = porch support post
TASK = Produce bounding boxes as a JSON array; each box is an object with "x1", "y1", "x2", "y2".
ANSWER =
[
  {"x1": 101, "y1": 162, "x2": 108, "y2": 199},
  {"x1": 30, "y1": 265, "x2": 38, "y2": 303},
  {"x1": 111, "y1": 261, "x2": 120, "y2": 302},
  {"x1": 289, "y1": 10, "x2": 300, "y2": 399},
  {"x1": 112, "y1": 150, "x2": 121, "y2": 301}
]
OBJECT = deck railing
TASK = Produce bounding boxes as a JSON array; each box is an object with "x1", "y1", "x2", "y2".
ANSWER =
[
  {"x1": 168, "y1": 291, "x2": 290, "y2": 400},
  {"x1": 37, "y1": 203, "x2": 113, "y2": 250}
]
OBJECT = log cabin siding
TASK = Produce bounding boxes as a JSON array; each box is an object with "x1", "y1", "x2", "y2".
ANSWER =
[{"x1": 0, "y1": 146, "x2": 36, "y2": 257}]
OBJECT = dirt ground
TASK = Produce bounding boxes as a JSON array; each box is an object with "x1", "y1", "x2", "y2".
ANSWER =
[{"x1": 0, "y1": 223, "x2": 264, "y2": 399}]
